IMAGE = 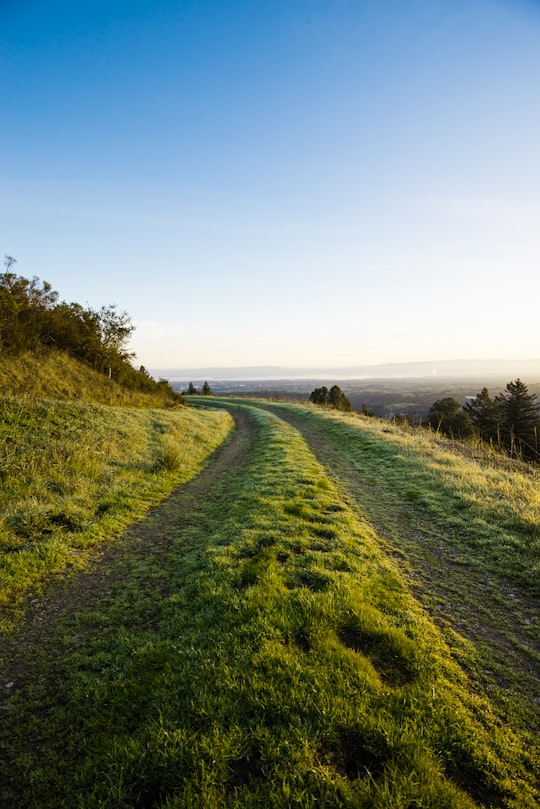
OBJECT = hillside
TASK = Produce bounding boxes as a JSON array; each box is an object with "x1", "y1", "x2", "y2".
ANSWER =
[
  {"x1": 0, "y1": 387, "x2": 233, "y2": 628},
  {"x1": 0, "y1": 349, "x2": 180, "y2": 408},
  {"x1": 0, "y1": 396, "x2": 538, "y2": 807}
]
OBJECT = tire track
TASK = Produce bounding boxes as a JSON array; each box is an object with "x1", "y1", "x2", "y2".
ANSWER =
[
  {"x1": 254, "y1": 402, "x2": 540, "y2": 732},
  {"x1": 0, "y1": 406, "x2": 257, "y2": 696}
]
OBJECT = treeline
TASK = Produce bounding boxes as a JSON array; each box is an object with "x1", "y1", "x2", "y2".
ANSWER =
[
  {"x1": 0, "y1": 259, "x2": 179, "y2": 400},
  {"x1": 426, "y1": 379, "x2": 540, "y2": 461},
  {"x1": 311, "y1": 378, "x2": 539, "y2": 463}
]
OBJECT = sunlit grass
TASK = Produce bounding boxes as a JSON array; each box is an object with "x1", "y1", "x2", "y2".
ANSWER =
[
  {"x1": 0, "y1": 348, "x2": 177, "y2": 407},
  {"x1": 0, "y1": 395, "x2": 233, "y2": 628},
  {"x1": 2, "y1": 404, "x2": 537, "y2": 807},
  {"x1": 253, "y1": 401, "x2": 540, "y2": 595}
]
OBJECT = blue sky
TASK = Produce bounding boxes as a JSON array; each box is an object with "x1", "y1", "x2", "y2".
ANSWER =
[{"x1": 2, "y1": 0, "x2": 539, "y2": 370}]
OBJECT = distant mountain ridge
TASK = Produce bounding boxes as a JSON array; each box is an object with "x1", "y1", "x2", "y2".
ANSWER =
[{"x1": 152, "y1": 358, "x2": 540, "y2": 381}]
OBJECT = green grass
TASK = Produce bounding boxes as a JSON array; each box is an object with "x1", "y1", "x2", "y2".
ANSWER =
[
  {"x1": 255, "y1": 401, "x2": 540, "y2": 596},
  {"x1": 0, "y1": 395, "x2": 233, "y2": 629},
  {"x1": 0, "y1": 348, "x2": 178, "y2": 407},
  {"x1": 1, "y1": 403, "x2": 537, "y2": 807}
]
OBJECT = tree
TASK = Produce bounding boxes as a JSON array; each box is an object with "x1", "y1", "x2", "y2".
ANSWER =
[
  {"x1": 186, "y1": 382, "x2": 197, "y2": 395},
  {"x1": 426, "y1": 397, "x2": 472, "y2": 438},
  {"x1": 0, "y1": 270, "x2": 59, "y2": 352},
  {"x1": 309, "y1": 386, "x2": 329, "y2": 406},
  {"x1": 4, "y1": 255, "x2": 17, "y2": 272},
  {"x1": 463, "y1": 387, "x2": 498, "y2": 442},
  {"x1": 494, "y1": 379, "x2": 539, "y2": 460},
  {"x1": 201, "y1": 381, "x2": 212, "y2": 395},
  {"x1": 309, "y1": 384, "x2": 351, "y2": 412},
  {"x1": 96, "y1": 305, "x2": 134, "y2": 379},
  {"x1": 329, "y1": 384, "x2": 352, "y2": 412}
]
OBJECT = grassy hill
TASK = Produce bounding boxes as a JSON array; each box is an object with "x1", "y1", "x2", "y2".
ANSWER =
[
  {"x1": 0, "y1": 379, "x2": 538, "y2": 806},
  {"x1": 0, "y1": 353, "x2": 233, "y2": 628},
  {"x1": 0, "y1": 348, "x2": 180, "y2": 408}
]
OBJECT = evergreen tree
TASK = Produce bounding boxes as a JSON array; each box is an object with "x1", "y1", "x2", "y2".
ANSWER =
[
  {"x1": 186, "y1": 382, "x2": 197, "y2": 395},
  {"x1": 494, "y1": 379, "x2": 539, "y2": 459},
  {"x1": 329, "y1": 384, "x2": 352, "y2": 412},
  {"x1": 463, "y1": 387, "x2": 499, "y2": 441},
  {"x1": 201, "y1": 381, "x2": 212, "y2": 395}
]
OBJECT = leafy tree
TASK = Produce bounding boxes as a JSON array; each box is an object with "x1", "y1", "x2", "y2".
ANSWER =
[
  {"x1": 494, "y1": 379, "x2": 539, "y2": 460},
  {"x1": 463, "y1": 387, "x2": 498, "y2": 442},
  {"x1": 309, "y1": 386, "x2": 329, "y2": 406},
  {"x1": 201, "y1": 381, "x2": 212, "y2": 395},
  {"x1": 426, "y1": 397, "x2": 472, "y2": 438},
  {"x1": 0, "y1": 264, "x2": 180, "y2": 402},
  {"x1": 95, "y1": 305, "x2": 134, "y2": 379},
  {"x1": 0, "y1": 271, "x2": 59, "y2": 352},
  {"x1": 4, "y1": 255, "x2": 17, "y2": 272}
]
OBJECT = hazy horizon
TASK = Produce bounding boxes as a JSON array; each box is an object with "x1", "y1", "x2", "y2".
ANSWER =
[
  {"x1": 151, "y1": 357, "x2": 540, "y2": 382},
  {"x1": 3, "y1": 1, "x2": 539, "y2": 368}
]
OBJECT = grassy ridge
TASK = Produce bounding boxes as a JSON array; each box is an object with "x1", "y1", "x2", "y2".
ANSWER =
[
  {"x1": 2, "y1": 404, "x2": 537, "y2": 807},
  {"x1": 0, "y1": 395, "x2": 233, "y2": 629},
  {"x1": 0, "y1": 349, "x2": 179, "y2": 407}
]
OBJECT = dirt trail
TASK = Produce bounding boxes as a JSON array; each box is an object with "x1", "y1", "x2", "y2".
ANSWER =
[
  {"x1": 0, "y1": 407, "x2": 256, "y2": 696},
  {"x1": 1, "y1": 400, "x2": 538, "y2": 744},
  {"x1": 259, "y1": 404, "x2": 540, "y2": 732}
]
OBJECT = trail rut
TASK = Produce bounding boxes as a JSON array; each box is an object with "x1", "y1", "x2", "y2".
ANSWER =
[
  {"x1": 0, "y1": 407, "x2": 256, "y2": 699},
  {"x1": 258, "y1": 403, "x2": 540, "y2": 732}
]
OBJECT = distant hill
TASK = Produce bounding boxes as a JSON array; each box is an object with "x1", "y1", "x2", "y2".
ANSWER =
[{"x1": 153, "y1": 358, "x2": 540, "y2": 382}]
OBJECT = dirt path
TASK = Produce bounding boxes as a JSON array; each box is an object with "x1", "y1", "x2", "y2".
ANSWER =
[
  {"x1": 0, "y1": 407, "x2": 257, "y2": 703},
  {"x1": 259, "y1": 404, "x2": 540, "y2": 733},
  {"x1": 1, "y1": 397, "x2": 538, "y2": 783}
]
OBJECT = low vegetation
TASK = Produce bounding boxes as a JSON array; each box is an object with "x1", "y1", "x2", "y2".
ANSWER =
[
  {"x1": 0, "y1": 262, "x2": 179, "y2": 402},
  {"x1": 255, "y1": 401, "x2": 540, "y2": 596},
  {"x1": 1, "y1": 401, "x2": 538, "y2": 807},
  {"x1": 0, "y1": 394, "x2": 232, "y2": 630},
  {"x1": 0, "y1": 349, "x2": 179, "y2": 408},
  {"x1": 1, "y1": 272, "x2": 538, "y2": 806}
]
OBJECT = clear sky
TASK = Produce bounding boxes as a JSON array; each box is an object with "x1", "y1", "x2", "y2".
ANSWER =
[{"x1": 2, "y1": 0, "x2": 539, "y2": 370}]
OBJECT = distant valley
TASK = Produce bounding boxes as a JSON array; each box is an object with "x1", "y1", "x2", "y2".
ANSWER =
[{"x1": 159, "y1": 358, "x2": 540, "y2": 419}]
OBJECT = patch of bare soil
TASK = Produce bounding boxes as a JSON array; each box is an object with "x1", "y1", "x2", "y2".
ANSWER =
[{"x1": 266, "y1": 405, "x2": 540, "y2": 734}]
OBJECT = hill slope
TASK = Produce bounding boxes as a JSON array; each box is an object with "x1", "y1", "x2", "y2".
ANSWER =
[{"x1": 0, "y1": 349, "x2": 179, "y2": 407}]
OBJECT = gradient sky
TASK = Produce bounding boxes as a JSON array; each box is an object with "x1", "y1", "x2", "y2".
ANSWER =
[{"x1": 2, "y1": 0, "x2": 539, "y2": 370}]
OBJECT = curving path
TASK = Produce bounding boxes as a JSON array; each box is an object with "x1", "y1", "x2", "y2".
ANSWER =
[
  {"x1": 0, "y1": 399, "x2": 538, "y2": 804},
  {"x1": 253, "y1": 402, "x2": 540, "y2": 734},
  {"x1": 0, "y1": 407, "x2": 257, "y2": 718}
]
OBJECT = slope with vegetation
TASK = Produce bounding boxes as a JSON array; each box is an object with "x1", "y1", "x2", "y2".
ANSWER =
[
  {"x1": 0, "y1": 374, "x2": 233, "y2": 631},
  {"x1": 0, "y1": 397, "x2": 538, "y2": 808},
  {"x1": 427, "y1": 378, "x2": 540, "y2": 461},
  {"x1": 0, "y1": 261, "x2": 179, "y2": 404},
  {"x1": 0, "y1": 268, "x2": 233, "y2": 627}
]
